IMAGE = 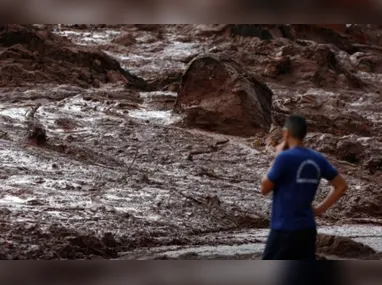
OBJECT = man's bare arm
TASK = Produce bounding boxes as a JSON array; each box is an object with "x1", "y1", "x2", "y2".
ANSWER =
[
  {"x1": 260, "y1": 175, "x2": 275, "y2": 196},
  {"x1": 313, "y1": 174, "x2": 348, "y2": 216},
  {"x1": 260, "y1": 141, "x2": 287, "y2": 196}
]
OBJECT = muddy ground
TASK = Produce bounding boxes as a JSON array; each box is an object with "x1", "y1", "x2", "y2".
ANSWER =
[{"x1": 0, "y1": 24, "x2": 381, "y2": 260}]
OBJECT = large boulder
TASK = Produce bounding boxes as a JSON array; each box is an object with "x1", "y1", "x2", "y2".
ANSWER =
[{"x1": 174, "y1": 53, "x2": 273, "y2": 137}]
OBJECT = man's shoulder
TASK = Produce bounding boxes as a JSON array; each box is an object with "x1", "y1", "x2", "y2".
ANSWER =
[
  {"x1": 283, "y1": 147, "x2": 328, "y2": 162},
  {"x1": 306, "y1": 148, "x2": 328, "y2": 161},
  {"x1": 275, "y1": 150, "x2": 293, "y2": 160}
]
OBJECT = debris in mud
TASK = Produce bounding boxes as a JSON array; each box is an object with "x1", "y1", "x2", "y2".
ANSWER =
[
  {"x1": 140, "y1": 92, "x2": 177, "y2": 111},
  {"x1": 26, "y1": 124, "x2": 47, "y2": 145},
  {"x1": 317, "y1": 234, "x2": 376, "y2": 259},
  {"x1": 0, "y1": 24, "x2": 147, "y2": 89},
  {"x1": 265, "y1": 124, "x2": 283, "y2": 150},
  {"x1": 147, "y1": 71, "x2": 182, "y2": 92},
  {"x1": 134, "y1": 25, "x2": 162, "y2": 32},
  {"x1": 291, "y1": 24, "x2": 357, "y2": 53},
  {"x1": 311, "y1": 44, "x2": 367, "y2": 89},
  {"x1": 152, "y1": 252, "x2": 262, "y2": 260},
  {"x1": 187, "y1": 147, "x2": 218, "y2": 161},
  {"x1": 0, "y1": 223, "x2": 122, "y2": 260},
  {"x1": 259, "y1": 42, "x2": 368, "y2": 90},
  {"x1": 364, "y1": 156, "x2": 382, "y2": 175},
  {"x1": 346, "y1": 24, "x2": 382, "y2": 47},
  {"x1": 174, "y1": 53, "x2": 273, "y2": 137},
  {"x1": 0, "y1": 130, "x2": 9, "y2": 139},
  {"x1": 346, "y1": 188, "x2": 382, "y2": 218},
  {"x1": 227, "y1": 24, "x2": 295, "y2": 41},
  {"x1": 54, "y1": 118, "x2": 78, "y2": 130},
  {"x1": 186, "y1": 139, "x2": 229, "y2": 161},
  {"x1": 111, "y1": 32, "x2": 137, "y2": 46},
  {"x1": 351, "y1": 52, "x2": 382, "y2": 73},
  {"x1": 305, "y1": 134, "x2": 382, "y2": 169},
  {"x1": 334, "y1": 139, "x2": 364, "y2": 163},
  {"x1": 216, "y1": 29, "x2": 371, "y2": 91},
  {"x1": 262, "y1": 56, "x2": 291, "y2": 78},
  {"x1": 24, "y1": 103, "x2": 47, "y2": 145},
  {"x1": 273, "y1": 94, "x2": 373, "y2": 136}
]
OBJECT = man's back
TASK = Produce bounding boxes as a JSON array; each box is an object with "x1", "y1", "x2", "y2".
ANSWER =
[
  {"x1": 261, "y1": 115, "x2": 347, "y2": 260},
  {"x1": 267, "y1": 147, "x2": 338, "y2": 230}
]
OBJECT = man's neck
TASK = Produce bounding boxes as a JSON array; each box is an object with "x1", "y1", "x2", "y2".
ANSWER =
[{"x1": 288, "y1": 140, "x2": 304, "y2": 149}]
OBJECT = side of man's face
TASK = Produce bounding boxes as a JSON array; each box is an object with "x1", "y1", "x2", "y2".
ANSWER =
[
  {"x1": 282, "y1": 128, "x2": 290, "y2": 149},
  {"x1": 282, "y1": 128, "x2": 289, "y2": 141}
]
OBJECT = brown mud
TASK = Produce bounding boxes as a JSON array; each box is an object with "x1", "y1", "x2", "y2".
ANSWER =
[
  {"x1": 0, "y1": 24, "x2": 146, "y2": 89},
  {"x1": 0, "y1": 24, "x2": 381, "y2": 259}
]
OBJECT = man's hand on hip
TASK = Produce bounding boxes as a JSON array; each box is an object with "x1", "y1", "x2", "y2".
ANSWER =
[{"x1": 313, "y1": 206, "x2": 325, "y2": 217}]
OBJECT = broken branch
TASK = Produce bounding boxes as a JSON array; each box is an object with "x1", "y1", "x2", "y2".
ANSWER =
[{"x1": 127, "y1": 148, "x2": 139, "y2": 173}]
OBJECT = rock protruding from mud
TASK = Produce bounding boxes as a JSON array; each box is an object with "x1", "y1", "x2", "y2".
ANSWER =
[
  {"x1": 0, "y1": 24, "x2": 146, "y2": 89},
  {"x1": 174, "y1": 53, "x2": 273, "y2": 137}
]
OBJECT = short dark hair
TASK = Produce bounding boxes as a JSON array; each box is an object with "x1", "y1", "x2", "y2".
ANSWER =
[{"x1": 283, "y1": 114, "x2": 307, "y2": 140}]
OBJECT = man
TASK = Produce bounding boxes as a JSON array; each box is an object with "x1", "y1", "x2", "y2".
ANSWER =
[{"x1": 260, "y1": 114, "x2": 348, "y2": 260}]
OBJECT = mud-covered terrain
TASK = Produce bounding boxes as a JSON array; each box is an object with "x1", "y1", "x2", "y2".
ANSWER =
[{"x1": 0, "y1": 24, "x2": 381, "y2": 259}]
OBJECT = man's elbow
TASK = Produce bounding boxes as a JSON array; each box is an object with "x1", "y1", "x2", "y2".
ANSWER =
[
  {"x1": 260, "y1": 177, "x2": 274, "y2": 196},
  {"x1": 335, "y1": 181, "x2": 348, "y2": 196},
  {"x1": 340, "y1": 182, "x2": 348, "y2": 194},
  {"x1": 331, "y1": 175, "x2": 348, "y2": 196},
  {"x1": 260, "y1": 187, "x2": 269, "y2": 196}
]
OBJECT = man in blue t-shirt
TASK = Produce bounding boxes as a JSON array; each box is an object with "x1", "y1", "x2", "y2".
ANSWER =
[{"x1": 260, "y1": 115, "x2": 348, "y2": 260}]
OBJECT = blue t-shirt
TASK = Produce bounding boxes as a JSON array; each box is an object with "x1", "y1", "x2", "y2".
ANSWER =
[{"x1": 267, "y1": 147, "x2": 338, "y2": 230}]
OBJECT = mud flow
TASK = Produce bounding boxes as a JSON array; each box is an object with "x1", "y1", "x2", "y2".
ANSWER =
[{"x1": 0, "y1": 24, "x2": 381, "y2": 260}]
